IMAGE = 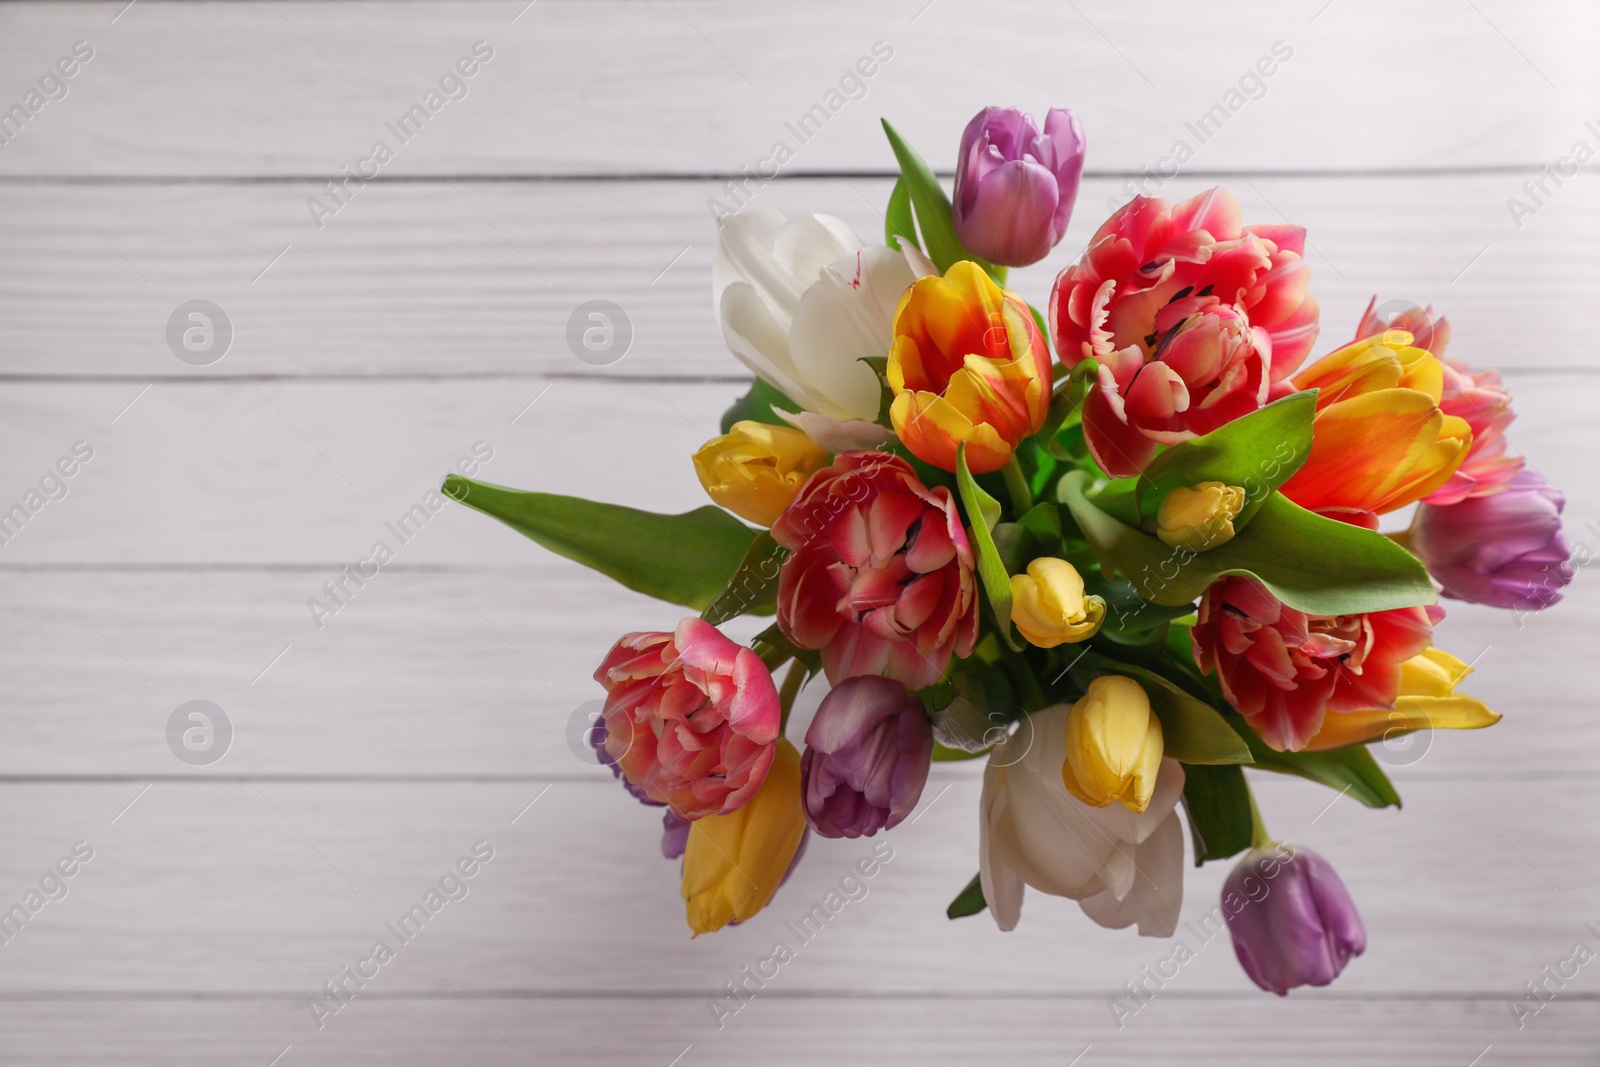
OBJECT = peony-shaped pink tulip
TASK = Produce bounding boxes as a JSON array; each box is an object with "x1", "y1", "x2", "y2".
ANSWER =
[
  {"x1": 1191, "y1": 578, "x2": 1436, "y2": 751},
  {"x1": 1048, "y1": 189, "x2": 1320, "y2": 476},
  {"x1": 1352, "y1": 297, "x2": 1522, "y2": 504},
  {"x1": 952, "y1": 106, "x2": 1085, "y2": 268},
  {"x1": 1412, "y1": 468, "x2": 1574, "y2": 611},
  {"x1": 594, "y1": 617, "x2": 781, "y2": 821},
  {"x1": 772, "y1": 451, "x2": 978, "y2": 689}
]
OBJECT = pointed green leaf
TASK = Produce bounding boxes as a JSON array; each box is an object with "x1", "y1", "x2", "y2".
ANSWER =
[
  {"x1": 956, "y1": 445, "x2": 1019, "y2": 648},
  {"x1": 1136, "y1": 391, "x2": 1316, "y2": 524},
  {"x1": 947, "y1": 873, "x2": 987, "y2": 919},
  {"x1": 881, "y1": 119, "x2": 999, "y2": 279},
  {"x1": 1235, "y1": 718, "x2": 1402, "y2": 809},
  {"x1": 1181, "y1": 763, "x2": 1254, "y2": 865},
  {"x1": 443, "y1": 476, "x2": 755, "y2": 611},
  {"x1": 885, "y1": 176, "x2": 917, "y2": 252},
  {"x1": 1059, "y1": 471, "x2": 1435, "y2": 616}
]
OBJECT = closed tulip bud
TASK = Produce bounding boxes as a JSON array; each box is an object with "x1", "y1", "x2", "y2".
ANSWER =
[
  {"x1": 1224, "y1": 844, "x2": 1366, "y2": 995},
  {"x1": 1060, "y1": 676, "x2": 1163, "y2": 813},
  {"x1": 1411, "y1": 468, "x2": 1573, "y2": 611},
  {"x1": 1157, "y1": 481, "x2": 1247, "y2": 551},
  {"x1": 801, "y1": 676, "x2": 933, "y2": 838},
  {"x1": 1009, "y1": 558, "x2": 1104, "y2": 648},
  {"x1": 692, "y1": 421, "x2": 829, "y2": 527},
  {"x1": 682, "y1": 739, "x2": 807, "y2": 936},
  {"x1": 952, "y1": 106, "x2": 1086, "y2": 268}
]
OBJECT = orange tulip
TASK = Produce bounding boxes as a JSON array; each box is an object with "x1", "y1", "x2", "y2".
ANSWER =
[
  {"x1": 886, "y1": 262, "x2": 1051, "y2": 474},
  {"x1": 1302, "y1": 647, "x2": 1499, "y2": 751},
  {"x1": 1280, "y1": 332, "x2": 1470, "y2": 524}
]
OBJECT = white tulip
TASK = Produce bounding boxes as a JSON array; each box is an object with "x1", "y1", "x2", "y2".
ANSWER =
[
  {"x1": 979, "y1": 703, "x2": 1186, "y2": 938},
  {"x1": 712, "y1": 210, "x2": 929, "y2": 442}
]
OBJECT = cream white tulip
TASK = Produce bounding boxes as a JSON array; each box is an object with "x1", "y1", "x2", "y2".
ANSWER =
[
  {"x1": 712, "y1": 210, "x2": 928, "y2": 443},
  {"x1": 979, "y1": 703, "x2": 1186, "y2": 937}
]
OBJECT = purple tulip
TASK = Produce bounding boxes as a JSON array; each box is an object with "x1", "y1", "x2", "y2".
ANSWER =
[
  {"x1": 1412, "y1": 469, "x2": 1574, "y2": 611},
  {"x1": 661, "y1": 811, "x2": 691, "y2": 860},
  {"x1": 952, "y1": 106, "x2": 1086, "y2": 268},
  {"x1": 1224, "y1": 845, "x2": 1366, "y2": 996},
  {"x1": 800, "y1": 676, "x2": 932, "y2": 838}
]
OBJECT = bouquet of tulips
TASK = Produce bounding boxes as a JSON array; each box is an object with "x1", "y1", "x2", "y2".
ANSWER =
[{"x1": 445, "y1": 107, "x2": 1574, "y2": 995}]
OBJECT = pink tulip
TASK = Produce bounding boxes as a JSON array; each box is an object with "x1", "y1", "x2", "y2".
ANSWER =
[{"x1": 594, "y1": 618, "x2": 780, "y2": 821}]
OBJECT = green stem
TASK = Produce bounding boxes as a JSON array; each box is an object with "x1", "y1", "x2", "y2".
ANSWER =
[
  {"x1": 777, "y1": 659, "x2": 806, "y2": 733},
  {"x1": 1245, "y1": 781, "x2": 1275, "y2": 851},
  {"x1": 1001, "y1": 457, "x2": 1034, "y2": 517}
]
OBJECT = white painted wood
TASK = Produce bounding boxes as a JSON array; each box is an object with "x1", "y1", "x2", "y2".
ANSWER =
[
  {"x1": 0, "y1": 776, "x2": 1591, "y2": 998},
  {"x1": 0, "y1": 0, "x2": 1594, "y2": 177},
  {"x1": 0, "y1": 174, "x2": 1595, "y2": 379}
]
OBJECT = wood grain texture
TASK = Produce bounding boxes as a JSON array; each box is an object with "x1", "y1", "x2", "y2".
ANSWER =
[
  {"x1": 0, "y1": 174, "x2": 1596, "y2": 379},
  {"x1": 0, "y1": 0, "x2": 1594, "y2": 177}
]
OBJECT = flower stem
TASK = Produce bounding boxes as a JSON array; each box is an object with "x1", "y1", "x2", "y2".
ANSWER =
[
  {"x1": 1001, "y1": 457, "x2": 1034, "y2": 516},
  {"x1": 1246, "y1": 781, "x2": 1275, "y2": 850},
  {"x1": 777, "y1": 659, "x2": 806, "y2": 733}
]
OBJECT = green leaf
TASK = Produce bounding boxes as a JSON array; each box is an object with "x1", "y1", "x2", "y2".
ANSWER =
[
  {"x1": 947, "y1": 873, "x2": 987, "y2": 919},
  {"x1": 1181, "y1": 764, "x2": 1255, "y2": 865},
  {"x1": 701, "y1": 531, "x2": 786, "y2": 625},
  {"x1": 1059, "y1": 471, "x2": 1436, "y2": 616},
  {"x1": 443, "y1": 476, "x2": 755, "y2": 611},
  {"x1": 719, "y1": 378, "x2": 801, "y2": 434},
  {"x1": 1136, "y1": 391, "x2": 1315, "y2": 525},
  {"x1": 956, "y1": 445, "x2": 1019, "y2": 648},
  {"x1": 1069, "y1": 652, "x2": 1252, "y2": 765},
  {"x1": 880, "y1": 119, "x2": 999, "y2": 279},
  {"x1": 1230, "y1": 713, "x2": 1402, "y2": 809},
  {"x1": 885, "y1": 176, "x2": 917, "y2": 252}
]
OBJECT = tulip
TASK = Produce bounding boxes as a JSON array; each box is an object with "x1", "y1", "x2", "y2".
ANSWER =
[
  {"x1": 952, "y1": 106, "x2": 1086, "y2": 268},
  {"x1": 713, "y1": 210, "x2": 924, "y2": 440},
  {"x1": 1351, "y1": 297, "x2": 1522, "y2": 504},
  {"x1": 1411, "y1": 468, "x2": 1574, "y2": 611},
  {"x1": 661, "y1": 811, "x2": 691, "y2": 861},
  {"x1": 588, "y1": 706, "x2": 663, "y2": 809},
  {"x1": 887, "y1": 262, "x2": 1052, "y2": 474},
  {"x1": 1223, "y1": 844, "x2": 1366, "y2": 995},
  {"x1": 1061, "y1": 676, "x2": 1164, "y2": 813},
  {"x1": 1156, "y1": 481, "x2": 1247, "y2": 551},
  {"x1": 980, "y1": 703, "x2": 1186, "y2": 937},
  {"x1": 801, "y1": 676, "x2": 933, "y2": 838},
  {"x1": 1280, "y1": 331, "x2": 1471, "y2": 524},
  {"x1": 1049, "y1": 188, "x2": 1320, "y2": 477},
  {"x1": 682, "y1": 739, "x2": 808, "y2": 935},
  {"x1": 692, "y1": 420, "x2": 830, "y2": 527},
  {"x1": 1304, "y1": 647, "x2": 1499, "y2": 751},
  {"x1": 1009, "y1": 558, "x2": 1105, "y2": 648},
  {"x1": 1191, "y1": 577, "x2": 1436, "y2": 752},
  {"x1": 772, "y1": 450, "x2": 978, "y2": 689},
  {"x1": 594, "y1": 617, "x2": 781, "y2": 821}
]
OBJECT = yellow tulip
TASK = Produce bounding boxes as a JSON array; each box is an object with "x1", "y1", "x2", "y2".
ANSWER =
[
  {"x1": 1303, "y1": 647, "x2": 1500, "y2": 751},
  {"x1": 1156, "y1": 481, "x2": 1247, "y2": 551},
  {"x1": 1009, "y1": 558, "x2": 1105, "y2": 648},
  {"x1": 682, "y1": 739, "x2": 806, "y2": 936},
  {"x1": 1061, "y1": 676, "x2": 1164, "y2": 813},
  {"x1": 692, "y1": 421, "x2": 829, "y2": 527}
]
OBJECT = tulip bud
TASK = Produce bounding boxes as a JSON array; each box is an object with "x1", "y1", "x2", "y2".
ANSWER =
[
  {"x1": 1411, "y1": 468, "x2": 1573, "y2": 611},
  {"x1": 1009, "y1": 558, "x2": 1104, "y2": 648},
  {"x1": 801, "y1": 676, "x2": 933, "y2": 838},
  {"x1": 952, "y1": 106, "x2": 1085, "y2": 268},
  {"x1": 887, "y1": 262, "x2": 1052, "y2": 474},
  {"x1": 692, "y1": 421, "x2": 829, "y2": 527},
  {"x1": 1223, "y1": 844, "x2": 1366, "y2": 995},
  {"x1": 1060, "y1": 676, "x2": 1163, "y2": 813},
  {"x1": 682, "y1": 739, "x2": 807, "y2": 935},
  {"x1": 1156, "y1": 481, "x2": 1247, "y2": 551}
]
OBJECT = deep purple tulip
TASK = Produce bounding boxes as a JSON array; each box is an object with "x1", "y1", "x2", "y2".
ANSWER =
[
  {"x1": 1224, "y1": 845, "x2": 1366, "y2": 996},
  {"x1": 952, "y1": 106, "x2": 1086, "y2": 268},
  {"x1": 800, "y1": 676, "x2": 933, "y2": 838},
  {"x1": 1412, "y1": 469, "x2": 1574, "y2": 611},
  {"x1": 661, "y1": 811, "x2": 691, "y2": 860}
]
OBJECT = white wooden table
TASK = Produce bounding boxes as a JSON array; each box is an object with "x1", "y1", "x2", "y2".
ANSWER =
[{"x1": 0, "y1": 1, "x2": 1596, "y2": 1063}]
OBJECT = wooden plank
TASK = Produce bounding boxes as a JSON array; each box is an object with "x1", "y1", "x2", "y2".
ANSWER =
[
  {"x1": 0, "y1": 776, "x2": 1591, "y2": 997},
  {"x1": 0, "y1": 174, "x2": 1593, "y2": 380},
  {"x1": 3, "y1": 995, "x2": 1593, "y2": 1066},
  {"x1": 0, "y1": 1, "x2": 1593, "y2": 177}
]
